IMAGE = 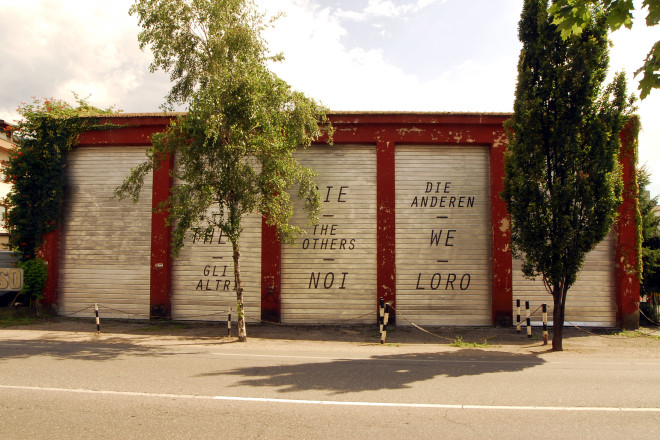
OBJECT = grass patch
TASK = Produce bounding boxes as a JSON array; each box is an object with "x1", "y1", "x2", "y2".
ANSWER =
[
  {"x1": 612, "y1": 330, "x2": 660, "y2": 340},
  {"x1": 0, "y1": 315, "x2": 38, "y2": 328},
  {"x1": 140, "y1": 321, "x2": 193, "y2": 332},
  {"x1": 451, "y1": 336, "x2": 490, "y2": 348}
]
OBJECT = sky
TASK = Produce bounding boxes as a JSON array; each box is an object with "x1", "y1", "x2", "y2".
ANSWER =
[{"x1": 1, "y1": 0, "x2": 658, "y2": 196}]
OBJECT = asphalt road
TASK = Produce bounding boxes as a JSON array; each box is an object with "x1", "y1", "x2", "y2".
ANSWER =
[{"x1": 1, "y1": 327, "x2": 660, "y2": 439}]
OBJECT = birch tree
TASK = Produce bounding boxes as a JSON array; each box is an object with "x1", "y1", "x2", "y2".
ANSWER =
[{"x1": 115, "y1": 0, "x2": 331, "y2": 341}]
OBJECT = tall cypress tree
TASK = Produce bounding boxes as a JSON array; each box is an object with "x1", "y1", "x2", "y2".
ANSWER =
[{"x1": 503, "y1": 0, "x2": 634, "y2": 350}]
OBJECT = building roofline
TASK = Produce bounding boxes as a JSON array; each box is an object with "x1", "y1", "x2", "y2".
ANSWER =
[{"x1": 86, "y1": 110, "x2": 513, "y2": 118}]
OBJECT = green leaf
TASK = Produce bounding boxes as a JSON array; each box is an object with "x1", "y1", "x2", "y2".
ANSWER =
[
  {"x1": 634, "y1": 41, "x2": 660, "y2": 99},
  {"x1": 606, "y1": 0, "x2": 635, "y2": 30},
  {"x1": 643, "y1": 0, "x2": 660, "y2": 26},
  {"x1": 550, "y1": 1, "x2": 659, "y2": 98},
  {"x1": 550, "y1": 2, "x2": 591, "y2": 38}
]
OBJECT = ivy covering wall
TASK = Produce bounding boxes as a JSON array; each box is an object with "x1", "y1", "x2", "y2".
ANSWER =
[{"x1": 1, "y1": 97, "x2": 115, "y2": 299}]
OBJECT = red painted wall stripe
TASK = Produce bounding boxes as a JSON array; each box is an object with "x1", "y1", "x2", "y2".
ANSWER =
[
  {"x1": 38, "y1": 229, "x2": 60, "y2": 308},
  {"x1": 615, "y1": 122, "x2": 640, "y2": 328},
  {"x1": 54, "y1": 112, "x2": 640, "y2": 328},
  {"x1": 489, "y1": 129, "x2": 513, "y2": 326},
  {"x1": 150, "y1": 152, "x2": 174, "y2": 318},
  {"x1": 377, "y1": 139, "x2": 397, "y2": 323},
  {"x1": 77, "y1": 115, "x2": 176, "y2": 147}
]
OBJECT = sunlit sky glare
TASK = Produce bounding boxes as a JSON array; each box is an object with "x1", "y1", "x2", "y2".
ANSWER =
[{"x1": 1, "y1": 0, "x2": 658, "y2": 196}]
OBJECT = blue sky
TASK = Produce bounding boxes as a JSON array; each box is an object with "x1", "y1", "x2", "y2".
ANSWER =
[{"x1": 1, "y1": 0, "x2": 658, "y2": 196}]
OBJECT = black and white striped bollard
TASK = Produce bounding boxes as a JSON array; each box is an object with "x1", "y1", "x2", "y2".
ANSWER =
[
  {"x1": 526, "y1": 301, "x2": 531, "y2": 338},
  {"x1": 95, "y1": 303, "x2": 101, "y2": 334},
  {"x1": 542, "y1": 304, "x2": 548, "y2": 345},
  {"x1": 227, "y1": 308, "x2": 232, "y2": 337},
  {"x1": 380, "y1": 303, "x2": 390, "y2": 344},
  {"x1": 379, "y1": 297, "x2": 385, "y2": 333},
  {"x1": 516, "y1": 299, "x2": 521, "y2": 333}
]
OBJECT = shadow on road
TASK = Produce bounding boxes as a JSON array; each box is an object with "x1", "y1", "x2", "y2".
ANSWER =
[
  {"x1": 0, "y1": 337, "x2": 166, "y2": 361},
  {"x1": 203, "y1": 349, "x2": 545, "y2": 394}
]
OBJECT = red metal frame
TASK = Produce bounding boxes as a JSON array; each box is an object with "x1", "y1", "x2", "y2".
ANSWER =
[
  {"x1": 38, "y1": 112, "x2": 638, "y2": 328},
  {"x1": 376, "y1": 139, "x2": 397, "y2": 323},
  {"x1": 489, "y1": 128, "x2": 513, "y2": 326},
  {"x1": 149, "y1": 152, "x2": 174, "y2": 318},
  {"x1": 39, "y1": 229, "x2": 59, "y2": 308},
  {"x1": 615, "y1": 121, "x2": 641, "y2": 329}
]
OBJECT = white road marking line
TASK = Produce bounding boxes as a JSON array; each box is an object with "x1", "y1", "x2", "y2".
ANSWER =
[
  {"x1": 2, "y1": 385, "x2": 659, "y2": 412},
  {"x1": 1, "y1": 385, "x2": 213, "y2": 400}
]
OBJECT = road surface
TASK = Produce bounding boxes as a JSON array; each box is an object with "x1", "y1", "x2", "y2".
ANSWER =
[{"x1": 1, "y1": 325, "x2": 659, "y2": 439}]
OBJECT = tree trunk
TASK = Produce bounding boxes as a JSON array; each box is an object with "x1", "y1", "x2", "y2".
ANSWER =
[
  {"x1": 551, "y1": 285, "x2": 566, "y2": 351},
  {"x1": 232, "y1": 242, "x2": 247, "y2": 342}
]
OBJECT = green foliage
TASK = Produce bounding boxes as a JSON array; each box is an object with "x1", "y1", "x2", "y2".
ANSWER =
[
  {"x1": 2, "y1": 97, "x2": 115, "y2": 261},
  {"x1": 450, "y1": 336, "x2": 490, "y2": 348},
  {"x1": 16, "y1": 257, "x2": 48, "y2": 300},
  {"x1": 141, "y1": 321, "x2": 192, "y2": 331},
  {"x1": 118, "y1": 0, "x2": 332, "y2": 340},
  {"x1": 0, "y1": 315, "x2": 38, "y2": 328},
  {"x1": 151, "y1": 91, "x2": 328, "y2": 258},
  {"x1": 504, "y1": 0, "x2": 636, "y2": 350},
  {"x1": 549, "y1": 0, "x2": 660, "y2": 99},
  {"x1": 120, "y1": 0, "x2": 330, "y2": 254},
  {"x1": 639, "y1": 166, "x2": 660, "y2": 293},
  {"x1": 612, "y1": 329, "x2": 660, "y2": 339},
  {"x1": 129, "y1": 0, "x2": 283, "y2": 110}
]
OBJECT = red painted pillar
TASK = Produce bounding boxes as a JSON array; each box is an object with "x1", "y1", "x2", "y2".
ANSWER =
[
  {"x1": 261, "y1": 217, "x2": 281, "y2": 322},
  {"x1": 615, "y1": 122, "x2": 640, "y2": 329},
  {"x1": 38, "y1": 229, "x2": 60, "y2": 311},
  {"x1": 150, "y1": 152, "x2": 174, "y2": 319},
  {"x1": 490, "y1": 129, "x2": 513, "y2": 326},
  {"x1": 377, "y1": 139, "x2": 396, "y2": 324}
]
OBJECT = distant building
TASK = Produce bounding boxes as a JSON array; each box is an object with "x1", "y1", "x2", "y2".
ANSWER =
[{"x1": 0, "y1": 120, "x2": 14, "y2": 247}]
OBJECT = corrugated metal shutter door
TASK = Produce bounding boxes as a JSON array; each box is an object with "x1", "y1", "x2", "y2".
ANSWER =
[
  {"x1": 281, "y1": 145, "x2": 377, "y2": 323},
  {"x1": 512, "y1": 232, "x2": 616, "y2": 327},
  {"x1": 60, "y1": 146, "x2": 152, "y2": 318},
  {"x1": 395, "y1": 145, "x2": 491, "y2": 325},
  {"x1": 170, "y1": 210, "x2": 261, "y2": 322}
]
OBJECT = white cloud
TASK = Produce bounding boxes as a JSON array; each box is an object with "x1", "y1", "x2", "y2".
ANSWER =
[
  {"x1": 365, "y1": 0, "x2": 412, "y2": 18},
  {"x1": 609, "y1": 19, "x2": 660, "y2": 197},
  {"x1": 334, "y1": 0, "x2": 441, "y2": 21},
  {"x1": 261, "y1": 0, "x2": 517, "y2": 112},
  {"x1": 0, "y1": 0, "x2": 171, "y2": 120},
  {"x1": 0, "y1": 0, "x2": 658, "y2": 195}
]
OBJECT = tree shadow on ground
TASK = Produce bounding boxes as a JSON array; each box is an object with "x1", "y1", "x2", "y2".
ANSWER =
[
  {"x1": 199, "y1": 349, "x2": 545, "y2": 394},
  {"x1": 3, "y1": 318, "x2": 642, "y2": 346},
  {"x1": 0, "y1": 337, "x2": 167, "y2": 361},
  {"x1": 242, "y1": 323, "x2": 626, "y2": 346}
]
